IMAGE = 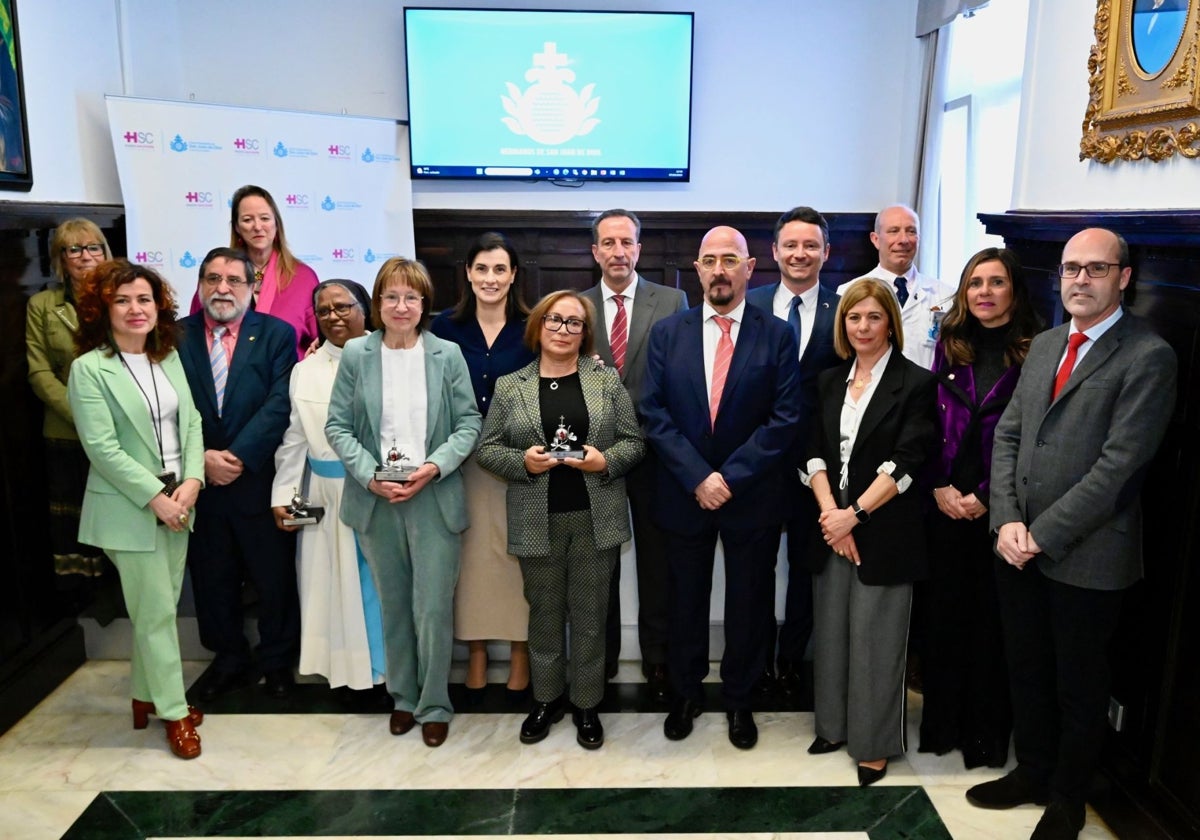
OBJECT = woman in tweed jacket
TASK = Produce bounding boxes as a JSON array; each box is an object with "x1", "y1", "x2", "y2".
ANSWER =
[{"x1": 477, "y1": 290, "x2": 644, "y2": 751}]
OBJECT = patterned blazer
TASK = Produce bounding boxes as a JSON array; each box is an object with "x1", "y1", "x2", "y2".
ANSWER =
[{"x1": 476, "y1": 356, "x2": 645, "y2": 557}]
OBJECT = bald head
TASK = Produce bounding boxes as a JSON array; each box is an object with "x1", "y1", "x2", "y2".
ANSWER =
[
  {"x1": 871, "y1": 205, "x2": 920, "y2": 275},
  {"x1": 695, "y1": 226, "x2": 754, "y2": 313},
  {"x1": 1060, "y1": 227, "x2": 1131, "y2": 331}
]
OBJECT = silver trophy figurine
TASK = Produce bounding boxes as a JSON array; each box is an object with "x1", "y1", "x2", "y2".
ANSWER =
[
  {"x1": 547, "y1": 415, "x2": 585, "y2": 460},
  {"x1": 375, "y1": 440, "x2": 416, "y2": 482},
  {"x1": 286, "y1": 487, "x2": 325, "y2": 526}
]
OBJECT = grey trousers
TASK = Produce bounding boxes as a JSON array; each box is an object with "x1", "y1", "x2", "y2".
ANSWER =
[
  {"x1": 812, "y1": 552, "x2": 912, "y2": 761},
  {"x1": 519, "y1": 510, "x2": 617, "y2": 710}
]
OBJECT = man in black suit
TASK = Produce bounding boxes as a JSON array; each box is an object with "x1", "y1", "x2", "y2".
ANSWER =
[
  {"x1": 745, "y1": 206, "x2": 841, "y2": 697},
  {"x1": 967, "y1": 228, "x2": 1177, "y2": 840},
  {"x1": 178, "y1": 247, "x2": 299, "y2": 701},
  {"x1": 640, "y1": 226, "x2": 802, "y2": 749},
  {"x1": 582, "y1": 209, "x2": 687, "y2": 698}
]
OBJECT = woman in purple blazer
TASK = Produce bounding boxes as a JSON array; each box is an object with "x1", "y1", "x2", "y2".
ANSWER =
[{"x1": 919, "y1": 247, "x2": 1040, "y2": 769}]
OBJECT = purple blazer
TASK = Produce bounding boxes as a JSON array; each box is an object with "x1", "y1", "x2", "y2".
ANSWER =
[{"x1": 931, "y1": 341, "x2": 1021, "y2": 505}]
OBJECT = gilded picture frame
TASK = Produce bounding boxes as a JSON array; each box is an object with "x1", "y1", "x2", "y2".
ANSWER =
[{"x1": 1081, "y1": 0, "x2": 1200, "y2": 163}]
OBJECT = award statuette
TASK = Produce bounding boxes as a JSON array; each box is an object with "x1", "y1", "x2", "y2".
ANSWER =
[
  {"x1": 286, "y1": 488, "x2": 325, "y2": 526},
  {"x1": 547, "y1": 415, "x2": 585, "y2": 461},
  {"x1": 375, "y1": 441, "x2": 417, "y2": 483}
]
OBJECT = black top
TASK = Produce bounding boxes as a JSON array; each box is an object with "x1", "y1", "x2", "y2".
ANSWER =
[
  {"x1": 951, "y1": 322, "x2": 1009, "y2": 493},
  {"x1": 430, "y1": 311, "x2": 535, "y2": 417},
  {"x1": 539, "y1": 372, "x2": 589, "y2": 512}
]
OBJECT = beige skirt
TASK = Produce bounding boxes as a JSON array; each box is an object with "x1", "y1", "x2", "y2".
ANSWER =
[{"x1": 453, "y1": 454, "x2": 530, "y2": 641}]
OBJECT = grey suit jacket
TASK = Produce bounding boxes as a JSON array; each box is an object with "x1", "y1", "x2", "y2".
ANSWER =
[
  {"x1": 476, "y1": 356, "x2": 645, "y2": 556},
  {"x1": 582, "y1": 275, "x2": 688, "y2": 413},
  {"x1": 325, "y1": 330, "x2": 482, "y2": 536},
  {"x1": 989, "y1": 312, "x2": 1176, "y2": 590}
]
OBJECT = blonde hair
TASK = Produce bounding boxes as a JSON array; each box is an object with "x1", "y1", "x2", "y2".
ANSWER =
[{"x1": 832, "y1": 277, "x2": 904, "y2": 359}]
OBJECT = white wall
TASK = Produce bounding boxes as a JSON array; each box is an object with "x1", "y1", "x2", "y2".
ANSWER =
[
  {"x1": 13, "y1": 0, "x2": 927, "y2": 213},
  {"x1": 1014, "y1": 0, "x2": 1200, "y2": 210}
]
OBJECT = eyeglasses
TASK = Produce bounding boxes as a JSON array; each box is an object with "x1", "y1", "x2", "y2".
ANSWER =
[
  {"x1": 315, "y1": 302, "x2": 358, "y2": 319},
  {"x1": 200, "y1": 273, "x2": 253, "y2": 288},
  {"x1": 382, "y1": 292, "x2": 423, "y2": 308},
  {"x1": 1058, "y1": 262, "x2": 1118, "y2": 279},
  {"x1": 696, "y1": 255, "x2": 748, "y2": 272},
  {"x1": 63, "y1": 244, "x2": 105, "y2": 259},
  {"x1": 542, "y1": 313, "x2": 585, "y2": 334}
]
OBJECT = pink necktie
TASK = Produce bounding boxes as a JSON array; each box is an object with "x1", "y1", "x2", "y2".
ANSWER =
[
  {"x1": 1052, "y1": 332, "x2": 1088, "y2": 400},
  {"x1": 610, "y1": 294, "x2": 627, "y2": 376},
  {"x1": 710, "y1": 316, "x2": 734, "y2": 426}
]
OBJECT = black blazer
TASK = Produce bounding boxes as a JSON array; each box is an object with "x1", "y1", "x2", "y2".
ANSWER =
[{"x1": 807, "y1": 349, "x2": 937, "y2": 585}]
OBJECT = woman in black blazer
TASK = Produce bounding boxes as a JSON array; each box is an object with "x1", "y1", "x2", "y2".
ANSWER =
[{"x1": 801, "y1": 278, "x2": 937, "y2": 786}]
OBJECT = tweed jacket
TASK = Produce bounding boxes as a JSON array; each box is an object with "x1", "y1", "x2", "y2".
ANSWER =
[
  {"x1": 990, "y1": 313, "x2": 1176, "y2": 590},
  {"x1": 26, "y1": 287, "x2": 82, "y2": 440},
  {"x1": 67, "y1": 347, "x2": 204, "y2": 552},
  {"x1": 476, "y1": 356, "x2": 645, "y2": 557}
]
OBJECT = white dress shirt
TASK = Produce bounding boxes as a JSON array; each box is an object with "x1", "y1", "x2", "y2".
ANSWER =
[
  {"x1": 701, "y1": 299, "x2": 745, "y2": 403},
  {"x1": 770, "y1": 281, "x2": 820, "y2": 360}
]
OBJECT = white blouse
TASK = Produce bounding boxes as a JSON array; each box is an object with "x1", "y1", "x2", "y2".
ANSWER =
[{"x1": 380, "y1": 335, "x2": 428, "y2": 467}]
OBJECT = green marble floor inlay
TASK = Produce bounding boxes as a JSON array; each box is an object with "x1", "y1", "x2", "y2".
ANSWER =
[{"x1": 63, "y1": 786, "x2": 951, "y2": 839}]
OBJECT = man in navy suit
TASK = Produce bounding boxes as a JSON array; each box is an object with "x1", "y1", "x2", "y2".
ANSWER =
[
  {"x1": 640, "y1": 226, "x2": 802, "y2": 749},
  {"x1": 746, "y1": 207, "x2": 841, "y2": 697},
  {"x1": 178, "y1": 247, "x2": 299, "y2": 701}
]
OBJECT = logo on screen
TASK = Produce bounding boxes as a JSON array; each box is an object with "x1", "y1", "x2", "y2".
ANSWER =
[
  {"x1": 501, "y1": 43, "x2": 599, "y2": 145},
  {"x1": 170, "y1": 135, "x2": 189, "y2": 153}
]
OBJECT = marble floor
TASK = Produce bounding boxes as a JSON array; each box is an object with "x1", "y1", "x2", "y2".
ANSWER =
[{"x1": 0, "y1": 661, "x2": 1118, "y2": 840}]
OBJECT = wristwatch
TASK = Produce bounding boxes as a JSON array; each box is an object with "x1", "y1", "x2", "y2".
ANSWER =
[{"x1": 852, "y1": 501, "x2": 870, "y2": 524}]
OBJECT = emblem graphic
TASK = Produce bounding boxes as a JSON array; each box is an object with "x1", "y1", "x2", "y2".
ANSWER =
[
  {"x1": 502, "y1": 43, "x2": 599, "y2": 145},
  {"x1": 273, "y1": 142, "x2": 288, "y2": 158},
  {"x1": 179, "y1": 251, "x2": 197, "y2": 269},
  {"x1": 321, "y1": 196, "x2": 336, "y2": 211},
  {"x1": 170, "y1": 135, "x2": 189, "y2": 153},
  {"x1": 361, "y1": 148, "x2": 375, "y2": 163}
]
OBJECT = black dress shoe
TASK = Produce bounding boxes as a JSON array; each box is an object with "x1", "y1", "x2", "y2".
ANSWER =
[
  {"x1": 966, "y1": 769, "x2": 1050, "y2": 810},
  {"x1": 1030, "y1": 799, "x2": 1085, "y2": 840},
  {"x1": 753, "y1": 668, "x2": 776, "y2": 695},
  {"x1": 192, "y1": 666, "x2": 251, "y2": 702},
  {"x1": 519, "y1": 696, "x2": 565, "y2": 744},
  {"x1": 776, "y1": 661, "x2": 804, "y2": 698},
  {"x1": 664, "y1": 698, "x2": 702, "y2": 740},
  {"x1": 857, "y1": 762, "x2": 888, "y2": 787},
  {"x1": 643, "y1": 663, "x2": 669, "y2": 702},
  {"x1": 807, "y1": 735, "x2": 846, "y2": 754},
  {"x1": 962, "y1": 736, "x2": 1009, "y2": 770},
  {"x1": 263, "y1": 667, "x2": 295, "y2": 697},
  {"x1": 726, "y1": 709, "x2": 758, "y2": 749},
  {"x1": 572, "y1": 707, "x2": 604, "y2": 750}
]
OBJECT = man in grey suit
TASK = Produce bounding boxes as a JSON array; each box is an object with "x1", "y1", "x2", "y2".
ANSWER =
[
  {"x1": 967, "y1": 228, "x2": 1177, "y2": 840},
  {"x1": 582, "y1": 209, "x2": 687, "y2": 698}
]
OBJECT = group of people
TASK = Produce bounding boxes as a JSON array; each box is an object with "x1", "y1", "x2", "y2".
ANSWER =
[{"x1": 27, "y1": 193, "x2": 1176, "y2": 840}]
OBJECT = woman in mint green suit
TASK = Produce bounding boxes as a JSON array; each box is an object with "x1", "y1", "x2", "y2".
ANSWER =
[
  {"x1": 68, "y1": 260, "x2": 205, "y2": 760},
  {"x1": 326, "y1": 257, "x2": 481, "y2": 748}
]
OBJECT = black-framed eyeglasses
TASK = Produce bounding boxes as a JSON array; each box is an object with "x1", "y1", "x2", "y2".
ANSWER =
[
  {"x1": 542, "y1": 313, "x2": 585, "y2": 334},
  {"x1": 1058, "y1": 262, "x2": 1118, "y2": 279},
  {"x1": 200, "y1": 273, "x2": 253, "y2": 288},
  {"x1": 315, "y1": 302, "x2": 359, "y2": 319},
  {"x1": 63, "y1": 244, "x2": 105, "y2": 259}
]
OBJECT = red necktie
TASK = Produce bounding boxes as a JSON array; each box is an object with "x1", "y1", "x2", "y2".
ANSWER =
[
  {"x1": 710, "y1": 316, "x2": 734, "y2": 426},
  {"x1": 1052, "y1": 332, "x2": 1088, "y2": 400},
  {"x1": 610, "y1": 294, "x2": 627, "y2": 376}
]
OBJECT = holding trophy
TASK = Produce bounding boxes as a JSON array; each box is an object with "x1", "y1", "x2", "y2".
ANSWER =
[
  {"x1": 376, "y1": 440, "x2": 417, "y2": 483},
  {"x1": 546, "y1": 415, "x2": 584, "y2": 460},
  {"x1": 284, "y1": 487, "x2": 325, "y2": 526}
]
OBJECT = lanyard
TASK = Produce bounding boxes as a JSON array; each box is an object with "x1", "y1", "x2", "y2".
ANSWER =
[{"x1": 118, "y1": 352, "x2": 168, "y2": 473}]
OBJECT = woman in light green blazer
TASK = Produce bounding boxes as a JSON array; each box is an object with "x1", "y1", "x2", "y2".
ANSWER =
[{"x1": 67, "y1": 260, "x2": 205, "y2": 760}]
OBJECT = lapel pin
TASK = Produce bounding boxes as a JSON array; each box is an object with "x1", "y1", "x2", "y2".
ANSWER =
[{"x1": 248, "y1": 335, "x2": 257, "y2": 341}]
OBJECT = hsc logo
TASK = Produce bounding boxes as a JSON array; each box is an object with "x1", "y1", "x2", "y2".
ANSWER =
[
  {"x1": 331, "y1": 248, "x2": 355, "y2": 261},
  {"x1": 233, "y1": 137, "x2": 261, "y2": 152},
  {"x1": 123, "y1": 130, "x2": 155, "y2": 147},
  {"x1": 184, "y1": 191, "x2": 215, "y2": 207},
  {"x1": 134, "y1": 250, "x2": 166, "y2": 266},
  {"x1": 285, "y1": 194, "x2": 310, "y2": 208},
  {"x1": 327, "y1": 144, "x2": 351, "y2": 158}
]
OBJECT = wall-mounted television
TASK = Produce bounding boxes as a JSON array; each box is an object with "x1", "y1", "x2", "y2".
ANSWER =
[{"x1": 404, "y1": 7, "x2": 694, "y2": 183}]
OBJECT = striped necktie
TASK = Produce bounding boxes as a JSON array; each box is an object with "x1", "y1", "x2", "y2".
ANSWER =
[
  {"x1": 710, "y1": 316, "x2": 734, "y2": 427},
  {"x1": 610, "y1": 294, "x2": 628, "y2": 375},
  {"x1": 211, "y1": 326, "x2": 228, "y2": 416}
]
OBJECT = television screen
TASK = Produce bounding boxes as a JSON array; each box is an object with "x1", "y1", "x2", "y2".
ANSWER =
[{"x1": 404, "y1": 7, "x2": 694, "y2": 182}]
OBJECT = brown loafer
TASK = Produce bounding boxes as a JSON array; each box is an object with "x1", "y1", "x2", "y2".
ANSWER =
[
  {"x1": 389, "y1": 710, "x2": 415, "y2": 735},
  {"x1": 164, "y1": 718, "x2": 201, "y2": 760},
  {"x1": 422, "y1": 721, "x2": 449, "y2": 747}
]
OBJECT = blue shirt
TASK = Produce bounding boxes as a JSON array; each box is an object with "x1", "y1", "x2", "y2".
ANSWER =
[{"x1": 430, "y1": 311, "x2": 534, "y2": 417}]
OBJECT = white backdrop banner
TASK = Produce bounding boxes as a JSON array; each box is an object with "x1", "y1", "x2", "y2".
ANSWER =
[{"x1": 105, "y1": 95, "x2": 414, "y2": 297}]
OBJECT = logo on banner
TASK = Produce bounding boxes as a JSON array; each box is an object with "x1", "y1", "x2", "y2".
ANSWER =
[
  {"x1": 359, "y1": 146, "x2": 400, "y2": 164},
  {"x1": 364, "y1": 249, "x2": 376, "y2": 263},
  {"x1": 134, "y1": 250, "x2": 166, "y2": 268},
  {"x1": 184, "y1": 191, "x2": 215, "y2": 208},
  {"x1": 273, "y1": 142, "x2": 289, "y2": 158},
  {"x1": 363, "y1": 248, "x2": 398, "y2": 264},
  {"x1": 169, "y1": 133, "x2": 223, "y2": 153},
  {"x1": 272, "y1": 140, "x2": 318, "y2": 159},
  {"x1": 122, "y1": 130, "x2": 156, "y2": 149},
  {"x1": 331, "y1": 248, "x2": 355, "y2": 262},
  {"x1": 233, "y1": 137, "x2": 261, "y2": 154},
  {"x1": 285, "y1": 194, "x2": 310, "y2": 209},
  {"x1": 170, "y1": 135, "x2": 190, "y2": 152},
  {"x1": 327, "y1": 144, "x2": 351, "y2": 159},
  {"x1": 501, "y1": 42, "x2": 600, "y2": 145},
  {"x1": 179, "y1": 252, "x2": 197, "y2": 269},
  {"x1": 321, "y1": 196, "x2": 336, "y2": 211},
  {"x1": 361, "y1": 148, "x2": 375, "y2": 163},
  {"x1": 320, "y1": 195, "x2": 363, "y2": 212}
]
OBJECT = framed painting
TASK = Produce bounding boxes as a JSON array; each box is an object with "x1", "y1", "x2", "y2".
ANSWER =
[
  {"x1": 1081, "y1": 0, "x2": 1200, "y2": 163},
  {"x1": 0, "y1": 0, "x2": 31, "y2": 190}
]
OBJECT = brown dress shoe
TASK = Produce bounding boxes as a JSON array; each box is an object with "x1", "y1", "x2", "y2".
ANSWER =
[
  {"x1": 389, "y1": 710, "x2": 415, "y2": 735},
  {"x1": 422, "y1": 721, "x2": 449, "y2": 747},
  {"x1": 164, "y1": 718, "x2": 201, "y2": 760},
  {"x1": 132, "y1": 699, "x2": 203, "y2": 729}
]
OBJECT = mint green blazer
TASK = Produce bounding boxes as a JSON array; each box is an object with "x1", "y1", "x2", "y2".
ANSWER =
[{"x1": 67, "y1": 347, "x2": 204, "y2": 552}]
